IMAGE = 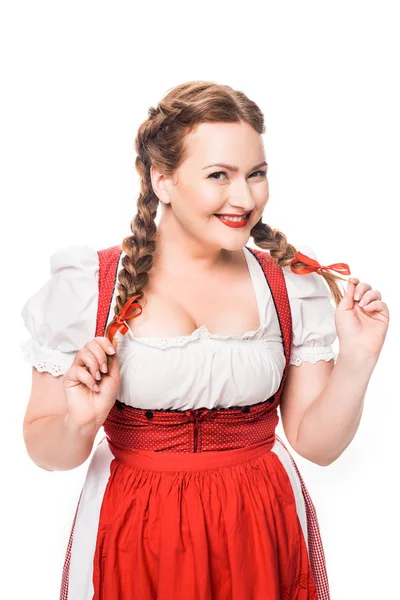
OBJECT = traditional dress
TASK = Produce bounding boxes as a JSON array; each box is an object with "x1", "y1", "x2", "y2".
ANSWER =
[{"x1": 21, "y1": 242, "x2": 342, "y2": 600}]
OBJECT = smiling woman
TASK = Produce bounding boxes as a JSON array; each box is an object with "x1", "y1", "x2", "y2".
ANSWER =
[{"x1": 20, "y1": 80, "x2": 388, "y2": 600}]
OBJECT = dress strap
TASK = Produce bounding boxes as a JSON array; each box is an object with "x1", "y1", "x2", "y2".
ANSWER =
[
  {"x1": 245, "y1": 247, "x2": 293, "y2": 404},
  {"x1": 95, "y1": 245, "x2": 122, "y2": 338}
]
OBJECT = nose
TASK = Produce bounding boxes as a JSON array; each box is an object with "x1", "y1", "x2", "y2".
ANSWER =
[{"x1": 228, "y1": 179, "x2": 256, "y2": 213}]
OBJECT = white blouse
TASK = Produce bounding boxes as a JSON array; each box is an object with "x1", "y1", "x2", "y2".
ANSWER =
[{"x1": 20, "y1": 244, "x2": 338, "y2": 411}]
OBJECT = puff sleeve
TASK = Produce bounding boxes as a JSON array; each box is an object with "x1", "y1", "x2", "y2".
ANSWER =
[
  {"x1": 282, "y1": 245, "x2": 339, "y2": 366},
  {"x1": 20, "y1": 245, "x2": 99, "y2": 377}
]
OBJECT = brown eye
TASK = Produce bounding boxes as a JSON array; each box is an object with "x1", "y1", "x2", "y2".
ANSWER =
[
  {"x1": 250, "y1": 170, "x2": 267, "y2": 178},
  {"x1": 208, "y1": 172, "x2": 227, "y2": 180}
]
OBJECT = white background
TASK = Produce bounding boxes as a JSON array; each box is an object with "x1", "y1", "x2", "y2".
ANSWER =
[{"x1": 1, "y1": 0, "x2": 398, "y2": 598}]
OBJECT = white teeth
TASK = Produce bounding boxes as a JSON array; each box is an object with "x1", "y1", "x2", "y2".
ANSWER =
[{"x1": 217, "y1": 215, "x2": 248, "y2": 222}]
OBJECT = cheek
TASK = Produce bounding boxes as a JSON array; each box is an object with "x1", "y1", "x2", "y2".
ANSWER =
[
  {"x1": 255, "y1": 182, "x2": 269, "y2": 206},
  {"x1": 183, "y1": 181, "x2": 222, "y2": 216}
]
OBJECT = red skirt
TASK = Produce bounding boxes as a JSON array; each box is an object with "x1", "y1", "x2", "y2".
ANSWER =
[
  {"x1": 92, "y1": 436, "x2": 318, "y2": 599},
  {"x1": 61, "y1": 401, "x2": 329, "y2": 599}
]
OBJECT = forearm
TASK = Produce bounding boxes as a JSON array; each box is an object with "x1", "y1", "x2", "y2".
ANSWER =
[
  {"x1": 295, "y1": 351, "x2": 377, "y2": 466},
  {"x1": 23, "y1": 414, "x2": 100, "y2": 471}
]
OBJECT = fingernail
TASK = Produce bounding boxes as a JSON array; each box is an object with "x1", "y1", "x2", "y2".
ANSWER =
[
  {"x1": 359, "y1": 299, "x2": 366, "y2": 307},
  {"x1": 101, "y1": 363, "x2": 108, "y2": 373},
  {"x1": 108, "y1": 346, "x2": 116, "y2": 354},
  {"x1": 94, "y1": 384, "x2": 100, "y2": 392},
  {"x1": 96, "y1": 371, "x2": 101, "y2": 380}
]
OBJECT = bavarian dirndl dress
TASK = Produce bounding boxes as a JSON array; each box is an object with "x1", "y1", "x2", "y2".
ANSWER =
[{"x1": 55, "y1": 245, "x2": 330, "y2": 600}]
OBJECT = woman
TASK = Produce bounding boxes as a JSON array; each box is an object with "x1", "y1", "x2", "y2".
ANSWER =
[{"x1": 21, "y1": 81, "x2": 389, "y2": 600}]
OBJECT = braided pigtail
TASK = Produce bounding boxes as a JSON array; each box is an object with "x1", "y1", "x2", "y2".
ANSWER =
[{"x1": 105, "y1": 114, "x2": 161, "y2": 340}]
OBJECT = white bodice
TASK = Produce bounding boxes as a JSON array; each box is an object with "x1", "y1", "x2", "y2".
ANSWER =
[{"x1": 20, "y1": 244, "x2": 338, "y2": 410}]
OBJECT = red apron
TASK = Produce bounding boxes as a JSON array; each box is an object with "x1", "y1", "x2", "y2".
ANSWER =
[{"x1": 60, "y1": 245, "x2": 330, "y2": 600}]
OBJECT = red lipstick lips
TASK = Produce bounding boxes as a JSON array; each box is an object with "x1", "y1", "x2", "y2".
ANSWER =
[{"x1": 214, "y1": 211, "x2": 252, "y2": 228}]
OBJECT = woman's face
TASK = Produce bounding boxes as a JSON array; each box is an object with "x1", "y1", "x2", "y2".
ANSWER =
[{"x1": 152, "y1": 120, "x2": 269, "y2": 253}]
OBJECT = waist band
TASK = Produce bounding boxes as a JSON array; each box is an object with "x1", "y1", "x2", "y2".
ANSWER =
[
  {"x1": 107, "y1": 434, "x2": 276, "y2": 472},
  {"x1": 104, "y1": 397, "x2": 279, "y2": 453}
]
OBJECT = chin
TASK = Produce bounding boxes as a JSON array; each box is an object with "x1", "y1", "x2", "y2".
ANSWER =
[{"x1": 219, "y1": 237, "x2": 251, "y2": 252}]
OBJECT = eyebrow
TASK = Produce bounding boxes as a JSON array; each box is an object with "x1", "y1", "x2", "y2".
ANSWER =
[{"x1": 202, "y1": 161, "x2": 268, "y2": 172}]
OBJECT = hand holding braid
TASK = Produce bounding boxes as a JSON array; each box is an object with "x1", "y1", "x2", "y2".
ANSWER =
[{"x1": 63, "y1": 336, "x2": 121, "y2": 430}]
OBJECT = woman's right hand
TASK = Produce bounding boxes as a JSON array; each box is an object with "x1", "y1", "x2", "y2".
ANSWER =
[{"x1": 63, "y1": 336, "x2": 121, "y2": 430}]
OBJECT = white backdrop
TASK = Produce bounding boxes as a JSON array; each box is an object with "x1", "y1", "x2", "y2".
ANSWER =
[{"x1": 1, "y1": 0, "x2": 398, "y2": 598}]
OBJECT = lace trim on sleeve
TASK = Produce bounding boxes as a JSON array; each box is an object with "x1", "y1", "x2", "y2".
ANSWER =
[
  {"x1": 289, "y1": 346, "x2": 338, "y2": 366},
  {"x1": 20, "y1": 337, "x2": 76, "y2": 377}
]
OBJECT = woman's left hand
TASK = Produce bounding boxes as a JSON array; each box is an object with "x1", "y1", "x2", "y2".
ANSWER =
[{"x1": 335, "y1": 277, "x2": 390, "y2": 360}]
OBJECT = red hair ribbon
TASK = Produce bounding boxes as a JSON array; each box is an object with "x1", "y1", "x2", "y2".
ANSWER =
[
  {"x1": 106, "y1": 293, "x2": 143, "y2": 342},
  {"x1": 290, "y1": 251, "x2": 351, "y2": 276}
]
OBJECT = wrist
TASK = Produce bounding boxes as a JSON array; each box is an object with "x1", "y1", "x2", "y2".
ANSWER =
[
  {"x1": 337, "y1": 348, "x2": 378, "y2": 368},
  {"x1": 63, "y1": 413, "x2": 99, "y2": 442}
]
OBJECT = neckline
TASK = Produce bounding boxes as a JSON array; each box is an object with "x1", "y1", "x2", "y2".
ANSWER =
[{"x1": 112, "y1": 246, "x2": 266, "y2": 342}]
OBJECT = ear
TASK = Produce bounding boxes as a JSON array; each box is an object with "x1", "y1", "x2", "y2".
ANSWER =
[{"x1": 150, "y1": 166, "x2": 172, "y2": 205}]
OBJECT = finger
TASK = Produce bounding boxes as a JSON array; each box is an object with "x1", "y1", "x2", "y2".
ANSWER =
[
  {"x1": 340, "y1": 277, "x2": 359, "y2": 309},
  {"x1": 361, "y1": 299, "x2": 387, "y2": 312},
  {"x1": 85, "y1": 340, "x2": 110, "y2": 375},
  {"x1": 346, "y1": 277, "x2": 359, "y2": 293},
  {"x1": 358, "y1": 289, "x2": 381, "y2": 306},
  {"x1": 71, "y1": 364, "x2": 99, "y2": 392},
  {"x1": 353, "y1": 282, "x2": 372, "y2": 301},
  {"x1": 96, "y1": 336, "x2": 118, "y2": 373},
  {"x1": 75, "y1": 347, "x2": 103, "y2": 382},
  {"x1": 344, "y1": 278, "x2": 360, "y2": 305},
  {"x1": 107, "y1": 337, "x2": 120, "y2": 377},
  {"x1": 95, "y1": 336, "x2": 117, "y2": 357}
]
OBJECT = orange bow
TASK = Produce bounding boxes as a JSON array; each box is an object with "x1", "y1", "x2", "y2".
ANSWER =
[
  {"x1": 106, "y1": 293, "x2": 143, "y2": 342},
  {"x1": 290, "y1": 251, "x2": 351, "y2": 276}
]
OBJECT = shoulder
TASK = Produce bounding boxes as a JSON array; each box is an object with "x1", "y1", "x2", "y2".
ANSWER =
[
  {"x1": 279, "y1": 244, "x2": 338, "y2": 362},
  {"x1": 49, "y1": 243, "x2": 100, "y2": 274},
  {"x1": 20, "y1": 244, "x2": 103, "y2": 375},
  {"x1": 281, "y1": 243, "x2": 332, "y2": 301},
  {"x1": 21, "y1": 244, "x2": 100, "y2": 348}
]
